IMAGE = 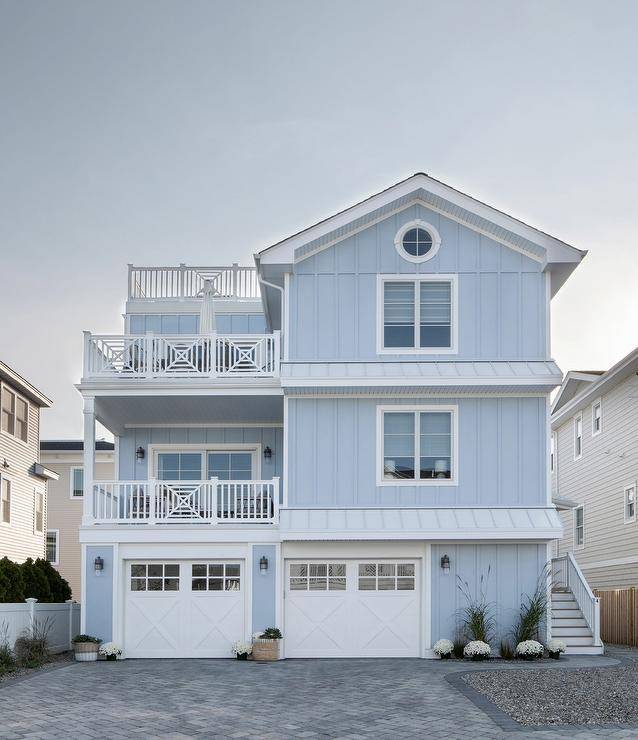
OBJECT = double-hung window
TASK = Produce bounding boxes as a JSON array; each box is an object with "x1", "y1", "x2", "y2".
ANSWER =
[
  {"x1": 625, "y1": 485, "x2": 636, "y2": 524},
  {"x1": 379, "y1": 276, "x2": 456, "y2": 353},
  {"x1": 574, "y1": 415, "x2": 583, "y2": 460},
  {"x1": 1, "y1": 477, "x2": 10, "y2": 524},
  {"x1": 46, "y1": 530, "x2": 59, "y2": 564},
  {"x1": 379, "y1": 406, "x2": 456, "y2": 484},
  {"x1": 1, "y1": 387, "x2": 28, "y2": 442},
  {"x1": 574, "y1": 506, "x2": 584, "y2": 548},
  {"x1": 592, "y1": 400, "x2": 602, "y2": 436},
  {"x1": 70, "y1": 468, "x2": 84, "y2": 498},
  {"x1": 34, "y1": 491, "x2": 44, "y2": 533}
]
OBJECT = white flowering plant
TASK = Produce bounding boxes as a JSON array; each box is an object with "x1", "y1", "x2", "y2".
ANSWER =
[
  {"x1": 516, "y1": 640, "x2": 544, "y2": 660},
  {"x1": 547, "y1": 639, "x2": 566, "y2": 659},
  {"x1": 232, "y1": 640, "x2": 253, "y2": 658},
  {"x1": 433, "y1": 639, "x2": 455, "y2": 658},
  {"x1": 99, "y1": 642, "x2": 122, "y2": 660},
  {"x1": 463, "y1": 640, "x2": 491, "y2": 660}
]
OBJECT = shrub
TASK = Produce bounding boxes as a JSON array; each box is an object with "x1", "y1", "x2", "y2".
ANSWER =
[
  {"x1": 72, "y1": 634, "x2": 101, "y2": 644},
  {"x1": 259, "y1": 627, "x2": 282, "y2": 640},
  {"x1": 0, "y1": 557, "x2": 25, "y2": 603},
  {"x1": 512, "y1": 568, "x2": 549, "y2": 645},
  {"x1": 21, "y1": 558, "x2": 52, "y2": 602},
  {"x1": 0, "y1": 622, "x2": 16, "y2": 674},
  {"x1": 457, "y1": 568, "x2": 495, "y2": 644},
  {"x1": 547, "y1": 638, "x2": 566, "y2": 659},
  {"x1": 516, "y1": 639, "x2": 544, "y2": 660},
  {"x1": 499, "y1": 640, "x2": 516, "y2": 660},
  {"x1": 433, "y1": 639, "x2": 454, "y2": 658},
  {"x1": 35, "y1": 559, "x2": 71, "y2": 603},
  {"x1": 452, "y1": 635, "x2": 465, "y2": 659},
  {"x1": 14, "y1": 618, "x2": 50, "y2": 668},
  {"x1": 463, "y1": 640, "x2": 491, "y2": 660}
]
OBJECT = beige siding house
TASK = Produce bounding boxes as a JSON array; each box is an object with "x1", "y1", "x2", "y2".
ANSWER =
[
  {"x1": 0, "y1": 361, "x2": 57, "y2": 563},
  {"x1": 552, "y1": 348, "x2": 638, "y2": 589},
  {"x1": 40, "y1": 441, "x2": 114, "y2": 599}
]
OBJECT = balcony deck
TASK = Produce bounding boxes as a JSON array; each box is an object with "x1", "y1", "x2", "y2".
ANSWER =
[
  {"x1": 88, "y1": 479, "x2": 279, "y2": 525},
  {"x1": 128, "y1": 264, "x2": 260, "y2": 301}
]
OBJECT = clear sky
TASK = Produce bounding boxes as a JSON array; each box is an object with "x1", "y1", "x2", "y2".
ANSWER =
[{"x1": 1, "y1": 0, "x2": 637, "y2": 438}]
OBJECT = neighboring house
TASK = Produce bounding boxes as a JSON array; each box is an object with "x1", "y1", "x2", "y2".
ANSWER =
[
  {"x1": 552, "y1": 347, "x2": 638, "y2": 590},
  {"x1": 77, "y1": 173, "x2": 595, "y2": 658},
  {"x1": 40, "y1": 440, "x2": 115, "y2": 599},
  {"x1": 0, "y1": 361, "x2": 57, "y2": 562}
]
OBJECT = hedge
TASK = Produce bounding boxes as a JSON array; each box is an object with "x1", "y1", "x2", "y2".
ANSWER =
[{"x1": 0, "y1": 557, "x2": 72, "y2": 603}]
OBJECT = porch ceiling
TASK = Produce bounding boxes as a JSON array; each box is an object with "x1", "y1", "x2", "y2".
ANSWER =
[{"x1": 94, "y1": 394, "x2": 283, "y2": 433}]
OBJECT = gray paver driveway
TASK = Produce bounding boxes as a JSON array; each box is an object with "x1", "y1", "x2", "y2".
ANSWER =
[{"x1": 2, "y1": 656, "x2": 638, "y2": 740}]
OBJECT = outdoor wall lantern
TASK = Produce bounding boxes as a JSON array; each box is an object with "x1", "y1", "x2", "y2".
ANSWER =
[
  {"x1": 94, "y1": 556, "x2": 104, "y2": 575},
  {"x1": 263, "y1": 446, "x2": 272, "y2": 461},
  {"x1": 259, "y1": 556, "x2": 269, "y2": 575},
  {"x1": 440, "y1": 554, "x2": 451, "y2": 574},
  {"x1": 136, "y1": 446, "x2": 145, "y2": 460}
]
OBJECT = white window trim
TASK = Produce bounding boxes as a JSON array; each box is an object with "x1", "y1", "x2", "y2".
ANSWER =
[
  {"x1": 592, "y1": 398, "x2": 602, "y2": 437},
  {"x1": 70, "y1": 466, "x2": 84, "y2": 499},
  {"x1": 0, "y1": 473, "x2": 11, "y2": 526},
  {"x1": 148, "y1": 443, "x2": 262, "y2": 480},
  {"x1": 574, "y1": 505, "x2": 585, "y2": 550},
  {"x1": 376, "y1": 404, "x2": 458, "y2": 487},
  {"x1": 33, "y1": 489, "x2": 44, "y2": 534},
  {"x1": 624, "y1": 484, "x2": 636, "y2": 524},
  {"x1": 46, "y1": 529, "x2": 60, "y2": 565},
  {"x1": 0, "y1": 381, "x2": 30, "y2": 447},
  {"x1": 393, "y1": 219, "x2": 442, "y2": 264},
  {"x1": 376, "y1": 274, "x2": 458, "y2": 355},
  {"x1": 550, "y1": 432, "x2": 555, "y2": 473},
  {"x1": 573, "y1": 414, "x2": 583, "y2": 461}
]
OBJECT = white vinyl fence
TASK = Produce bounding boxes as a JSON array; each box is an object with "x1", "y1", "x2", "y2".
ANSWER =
[{"x1": 0, "y1": 599, "x2": 80, "y2": 654}]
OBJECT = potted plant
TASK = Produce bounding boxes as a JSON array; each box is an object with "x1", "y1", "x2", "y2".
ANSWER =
[
  {"x1": 547, "y1": 639, "x2": 566, "y2": 660},
  {"x1": 72, "y1": 635, "x2": 101, "y2": 662},
  {"x1": 463, "y1": 640, "x2": 491, "y2": 661},
  {"x1": 231, "y1": 640, "x2": 253, "y2": 660},
  {"x1": 515, "y1": 639, "x2": 544, "y2": 660},
  {"x1": 252, "y1": 627, "x2": 282, "y2": 661},
  {"x1": 99, "y1": 642, "x2": 122, "y2": 661},
  {"x1": 433, "y1": 639, "x2": 454, "y2": 659}
]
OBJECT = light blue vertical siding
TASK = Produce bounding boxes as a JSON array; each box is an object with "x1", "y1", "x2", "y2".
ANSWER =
[
  {"x1": 430, "y1": 543, "x2": 548, "y2": 646},
  {"x1": 252, "y1": 545, "x2": 277, "y2": 633},
  {"x1": 288, "y1": 203, "x2": 546, "y2": 361},
  {"x1": 84, "y1": 545, "x2": 113, "y2": 642},
  {"x1": 287, "y1": 397, "x2": 546, "y2": 507}
]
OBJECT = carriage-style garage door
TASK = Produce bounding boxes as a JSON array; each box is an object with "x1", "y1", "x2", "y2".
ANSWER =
[
  {"x1": 285, "y1": 560, "x2": 421, "y2": 658},
  {"x1": 124, "y1": 560, "x2": 244, "y2": 658}
]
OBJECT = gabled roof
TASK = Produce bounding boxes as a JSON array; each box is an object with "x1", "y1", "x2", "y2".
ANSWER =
[
  {"x1": 0, "y1": 361, "x2": 52, "y2": 407},
  {"x1": 551, "y1": 346, "x2": 638, "y2": 427},
  {"x1": 256, "y1": 173, "x2": 585, "y2": 296}
]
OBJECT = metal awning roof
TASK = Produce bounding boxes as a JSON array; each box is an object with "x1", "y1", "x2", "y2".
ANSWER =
[{"x1": 280, "y1": 506, "x2": 562, "y2": 541}]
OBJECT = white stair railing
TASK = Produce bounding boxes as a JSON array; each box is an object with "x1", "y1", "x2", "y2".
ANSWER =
[{"x1": 552, "y1": 553, "x2": 602, "y2": 646}]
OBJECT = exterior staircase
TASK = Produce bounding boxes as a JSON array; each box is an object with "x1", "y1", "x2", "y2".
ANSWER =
[{"x1": 551, "y1": 588, "x2": 604, "y2": 655}]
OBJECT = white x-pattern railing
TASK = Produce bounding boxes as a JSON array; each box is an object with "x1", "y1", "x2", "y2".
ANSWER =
[
  {"x1": 90, "y1": 479, "x2": 279, "y2": 524},
  {"x1": 83, "y1": 332, "x2": 280, "y2": 379}
]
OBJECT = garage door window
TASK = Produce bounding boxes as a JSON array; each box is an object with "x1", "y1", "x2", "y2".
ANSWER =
[
  {"x1": 358, "y1": 563, "x2": 415, "y2": 591},
  {"x1": 191, "y1": 563, "x2": 241, "y2": 592},
  {"x1": 289, "y1": 563, "x2": 346, "y2": 591},
  {"x1": 130, "y1": 563, "x2": 180, "y2": 591}
]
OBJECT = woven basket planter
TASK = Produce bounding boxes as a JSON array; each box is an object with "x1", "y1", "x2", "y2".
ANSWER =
[
  {"x1": 74, "y1": 642, "x2": 99, "y2": 662},
  {"x1": 252, "y1": 638, "x2": 280, "y2": 661}
]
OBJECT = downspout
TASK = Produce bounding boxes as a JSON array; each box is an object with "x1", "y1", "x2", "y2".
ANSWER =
[{"x1": 254, "y1": 254, "x2": 285, "y2": 341}]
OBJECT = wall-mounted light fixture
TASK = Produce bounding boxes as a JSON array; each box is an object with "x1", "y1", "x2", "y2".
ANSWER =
[
  {"x1": 259, "y1": 556, "x2": 269, "y2": 575},
  {"x1": 263, "y1": 446, "x2": 272, "y2": 461},
  {"x1": 440, "y1": 554, "x2": 450, "y2": 574},
  {"x1": 94, "y1": 556, "x2": 104, "y2": 575},
  {"x1": 2, "y1": 458, "x2": 9, "y2": 469},
  {"x1": 136, "y1": 446, "x2": 145, "y2": 460}
]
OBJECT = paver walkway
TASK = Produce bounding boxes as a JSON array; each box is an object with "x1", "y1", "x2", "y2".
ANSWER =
[{"x1": 2, "y1": 654, "x2": 638, "y2": 739}]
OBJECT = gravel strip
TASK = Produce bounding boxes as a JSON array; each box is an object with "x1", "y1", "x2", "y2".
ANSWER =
[
  {"x1": 464, "y1": 665, "x2": 638, "y2": 726},
  {"x1": 0, "y1": 650, "x2": 73, "y2": 686}
]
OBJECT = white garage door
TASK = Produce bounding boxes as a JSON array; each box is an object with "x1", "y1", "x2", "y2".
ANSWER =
[
  {"x1": 124, "y1": 561, "x2": 244, "y2": 658},
  {"x1": 285, "y1": 560, "x2": 421, "y2": 658}
]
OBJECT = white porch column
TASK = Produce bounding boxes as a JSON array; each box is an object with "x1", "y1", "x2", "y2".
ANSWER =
[{"x1": 82, "y1": 397, "x2": 96, "y2": 525}]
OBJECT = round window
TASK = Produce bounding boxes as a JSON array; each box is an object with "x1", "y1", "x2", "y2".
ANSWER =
[
  {"x1": 402, "y1": 227, "x2": 433, "y2": 257},
  {"x1": 394, "y1": 220, "x2": 442, "y2": 263}
]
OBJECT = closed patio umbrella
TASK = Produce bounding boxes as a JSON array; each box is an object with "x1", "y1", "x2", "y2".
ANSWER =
[{"x1": 199, "y1": 279, "x2": 217, "y2": 334}]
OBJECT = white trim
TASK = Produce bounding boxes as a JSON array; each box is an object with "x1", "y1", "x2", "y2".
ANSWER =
[
  {"x1": 376, "y1": 274, "x2": 458, "y2": 356},
  {"x1": 123, "y1": 422, "x2": 283, "y2": 429},
  {"x1": 283, "y1": 395, "x2": 289, "y2": 508},
  {"x1": 376, "y1": 404, "x2": 458, "y2": 486},
  {"x1": 573, "y1": 414, "x2": 583, "y2": 461},
  {"x1": 592, "y1": 398, "x2": 602, "y2": 437},
  {"x1": 574, "y1": 504, "x2": 585, "y2": 550},
  {"x1": 284, "y1": 271, "x2": 290, "y2": 362},
  {"x1": 80, "y1": 544, "x2": 87, "y2": 634},
  {"x1": 423, "y1": 543, "x2": 431, "y2": 656},
  {"x1": 79, "y1": 526, "x2": 281, "y2": 545},
  {"x1": 46, "y1": 529, "x2": 60, "y2": 565},
  {"x1": 70, "y1": 467, "x2": 84, "y2": 499},
  {"x1": 148, "y1": 443, "x2": 262, "y2": 480},
  {"x1": 281, "y1": 377, "x2": 557, "y2": 389},
  {"x1": 624, "y1": 483, "x2": 636, "y2": 524},
  {"x1": 393, "y1": 219, "x2": 441, "y2": 264},
  {"x1": 546, "y1": 397, "x2": 552, "y2": 506}
]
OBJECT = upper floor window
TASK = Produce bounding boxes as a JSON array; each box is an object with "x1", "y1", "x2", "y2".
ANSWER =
[
  {"x1": 574, "y1": 505, "x2": 584, "y2": 548},
  {"x1": 378, "y1": 406, "x2": 457, "y2": 485},
  {"x1": 550, "y1": 433, "x2": 555, "y2": 472},
  {"x1": 379, "y1": 276, "x2": 456, "y2": 354},
  {"x1": 34, "y1": 491, "x2": 44, "y2": 533},
  {"x1": 1, "y1": 387, "x2": 28, "y2": 442},
  {"x1": 70, "y1": 468, "x2": 84, "y2": 498},
  {"x1": 624, "y1": 485, "x2": 636, "y2": 524},
  {"x1": 574, "y1": 415, "x2": 583, "y2": 460},
  {"x1": 1, "y1": 477, "x2": 10, "y2": 524},
  {"x1": 592, "y1": 400, "x2": 602, "y2": 436},
  {"x1": 46, "y1": 530, "x2": 59, "y2": 565},
  {"x1": 394, "y1": 220, "x2": 441, "y2": 263}
]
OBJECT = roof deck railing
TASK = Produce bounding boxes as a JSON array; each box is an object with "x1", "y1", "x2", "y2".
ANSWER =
[{"x1": 128, "y1": 264, "x2": 260, "y2": 300}]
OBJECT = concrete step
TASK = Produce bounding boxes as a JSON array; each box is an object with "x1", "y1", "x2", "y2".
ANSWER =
[
  {"x1": 564, "y1": 645, "x2": 605, "y2": 655},
  {"x1": 552, "y1": 626, "x2": 592, "y2": 638},
  {"x1": 551, "y1": 617, "x2": 588, "y2": 628}
]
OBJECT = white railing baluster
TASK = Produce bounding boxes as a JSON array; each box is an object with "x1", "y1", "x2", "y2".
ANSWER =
[{"x1": 127, "y1": 266, "x2": 260, "y2": 300}]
